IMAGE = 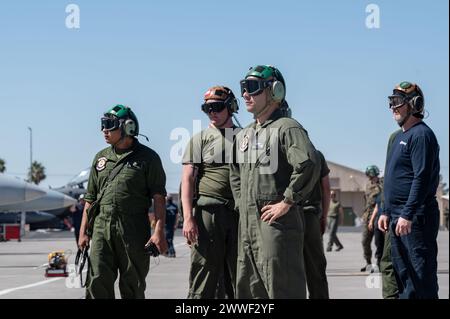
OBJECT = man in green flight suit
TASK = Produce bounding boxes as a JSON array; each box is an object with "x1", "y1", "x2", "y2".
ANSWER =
[
  {"x1": 230, "y1": 65, "x2": 320, "y2": 299},
  {"x1": 326, "y1": 190, "x2": 344, "y2": 252},
  {"x1": 181, "y1": 86, "x2": 240, "y2": 298},
  {"x1": 378, "y1": 129, "x2": 402, "y2": 299},
  {"x1": 78, "y1": 104, "x2": 168, "y2": 299},
  {"x1": 360, "y1": 165, "x2": 382, "y2": 272},
  {"x1": 302, "y1": 150, "x2": 330, "y2": 299}
]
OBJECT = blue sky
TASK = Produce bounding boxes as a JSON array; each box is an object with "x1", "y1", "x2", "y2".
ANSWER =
[{"x1": 0, "y1": 0, "x2": 448, "y2": 193}]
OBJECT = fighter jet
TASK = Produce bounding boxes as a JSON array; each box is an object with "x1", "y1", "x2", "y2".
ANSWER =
[
  {"x1": 0, "y1": 174, "x2": 46, "y2": 205},
  {"x1": 1, "y1": 169, "x2": 87, "y2": 216},
  {"x1": 1, "y1": 173, "x2": 79, "y2": 233},
  {"x1": 67, "y1": 167, "x2": 90, "y2": 186},
  {"x1": 0, "y1": 188, "x2": 76, "y2": 212},
  {"x1": 0, "y1": 211, "x2": 57, "y2": 224},
  {"x1": 50, "y1": 167, "x2": 89, "y2": 198}
]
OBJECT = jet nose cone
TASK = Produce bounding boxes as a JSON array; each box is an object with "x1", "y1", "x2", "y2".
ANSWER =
[
  {"x1": 24, "y1": 185, "x2": 47, "y2": 202},
  {"x1": 62, "y1": 195, "x2": 77, "y2": 208}
]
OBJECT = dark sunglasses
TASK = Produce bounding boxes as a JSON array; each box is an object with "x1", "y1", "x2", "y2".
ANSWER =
[
  {"x1": 201, "y1": 102, "x2": 227, "y2": 113},
  {"x1": 101, "y1": 117, "x2": 120, "y2": 131},
  {"x1": 240, "y1": 79, "x2": 272, "y2": 96},
  {"x1": 388, "y1": 95, "x2": 408, "y2": 110}
]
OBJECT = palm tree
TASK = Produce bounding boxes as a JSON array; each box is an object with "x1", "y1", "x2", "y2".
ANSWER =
[
  {"x1": 0, "y1": 158, "x2": 5, "y2": 173},
  {"x1": 28, "y1": 161, "x2": 46, "y2": 185}
]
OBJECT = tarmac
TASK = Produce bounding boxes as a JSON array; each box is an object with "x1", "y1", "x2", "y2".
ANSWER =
[{"x1": 0, "y1": 227, "x2": 448, "y2": 299}]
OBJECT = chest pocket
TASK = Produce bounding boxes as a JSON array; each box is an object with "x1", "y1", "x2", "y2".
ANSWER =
[{"x1": 122, "y1": 160, "x2": 144, "y2": 179}]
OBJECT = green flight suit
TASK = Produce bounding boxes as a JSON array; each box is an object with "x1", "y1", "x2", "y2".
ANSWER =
[
  {"x1": 381, "y1": 231, "x2": 399, "y2": 298},
  {"x1": 327, "y1": 200, "x2": 343, "y2": 250},
  {"x1": 361, "y1": 180, "x2": 382, "y2": 266},
  {"x1": 84, "y1": 140, "x2": 166, "y2": 299},
  {"x1": 183, "y1": 127, "x2": 239, "y2": 299},
  {"x1": 230, "y1": 110, "x2": 320, "y2": 299},
  {"x1": 303, "y1": 150, "x2": 329, "y2": 299}
]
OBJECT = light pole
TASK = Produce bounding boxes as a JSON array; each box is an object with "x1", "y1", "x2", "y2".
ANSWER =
[
  {"x1": 22, "y1": 127, "x2": 33, "y2": 238},
  {"x1": 28, "y1": 127, "x2": 32, "y2": 180}
]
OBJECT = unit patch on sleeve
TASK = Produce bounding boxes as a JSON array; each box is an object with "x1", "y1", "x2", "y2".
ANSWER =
[{"x1": 96, "y1": 157, "x2": 108, "y2": 171}]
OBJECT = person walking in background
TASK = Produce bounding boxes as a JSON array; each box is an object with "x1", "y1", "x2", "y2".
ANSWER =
[
  {"x1": 165, "y1": 195, "x2": 179, "y2": 257},
  {"x1": 69, "y1": 194, "x2": 85, "y2": 245},
  {"x1": 326, "y1": 190, "x2": 344, "y2": 252},
  {"x1": 360, "y1": 165, "x2": 382, "y2": 272}
]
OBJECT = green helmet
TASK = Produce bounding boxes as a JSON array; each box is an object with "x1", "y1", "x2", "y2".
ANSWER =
[
  {"x1": 102, "y1": 104, "x2": 139, "y2": 136},
  {"x1": 241, "y1": 65, "x2": 286, "y2": 102},
  {"x1": 365, "y1": 165, "x2": 380, "y2": 177},
  {"x1": 246, "y1": 65, "x2": 285, "y2": 87}
]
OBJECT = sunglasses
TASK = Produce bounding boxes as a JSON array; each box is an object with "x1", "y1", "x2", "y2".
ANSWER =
[
  {"x1": 201, "y1": 102, "x2": 227, "y2": 114},
  {"x1": 240, "y1": 79, "x2": 272, "y2": 96},
  {"x1": 388, "y1": 95, "x2": 408, "y2": 110},
  {"x1": 101, "y1": 117, "x2": 120, "y2": 131}
]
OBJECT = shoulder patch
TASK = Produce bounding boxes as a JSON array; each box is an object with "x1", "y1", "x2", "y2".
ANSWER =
[{"x1": 96, "y1": 157, "x2": 108, "y2": 171}]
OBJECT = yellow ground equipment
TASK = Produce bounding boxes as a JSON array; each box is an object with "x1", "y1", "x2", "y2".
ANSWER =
[{"x1": 45, "y1": 251, "x2": 68, "y2": 277}]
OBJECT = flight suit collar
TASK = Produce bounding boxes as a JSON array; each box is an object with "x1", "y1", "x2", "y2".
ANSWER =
[
  {"x1": 254, "y1": 109, "x2": 284, "y2": 129},
  {"x1": 106, "y1": 139, "x2": 140, "y2": 163}
]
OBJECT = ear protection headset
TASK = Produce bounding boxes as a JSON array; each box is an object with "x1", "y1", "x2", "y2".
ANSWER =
[
  {"x1": 267, "y1": 66, "x2": 286, "y2": 103},
  {"x1": 245, "y1": 65, "x2": 286, "y2": 103},
  {"x1": 123, "y1": 118, "x2": 137, "y2": 136},
  {"x1": 409, "y1": 86, "x2": 424, "y2": 116},
  {"x1": 393, "y1": 82, "x2": 425, "y2": 117},
  {"x1": 103, "y1": 104, "x2": 140, "y2": 138},
  {"x1": 122, "y1": 107, "x2": 137, "y2": 136},
  {"x1": 222, "y1": 86, "x2": 239, "y2": 114}
]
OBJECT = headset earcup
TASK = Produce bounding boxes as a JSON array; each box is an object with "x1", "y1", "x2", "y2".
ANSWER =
[
  {"x1": 124, "y1": 119, "x2": 136, "y2": 136},
  {"x1": 224, "y1": 88, "x2": 239, "y2": 113},
  {"x1": 272, "y1": 81, "x2": 285, "y2": 102},
  {"x1": 411, "y1": 95, "x2": 424, "y2": 113},
  {"x1": 230, "y1": 97, "x2": 238, "y2": 113}
]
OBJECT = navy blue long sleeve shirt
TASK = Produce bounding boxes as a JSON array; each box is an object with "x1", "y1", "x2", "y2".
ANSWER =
[{"x1": 383, "y1": 122, "x2": 440, "y2": 220}]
